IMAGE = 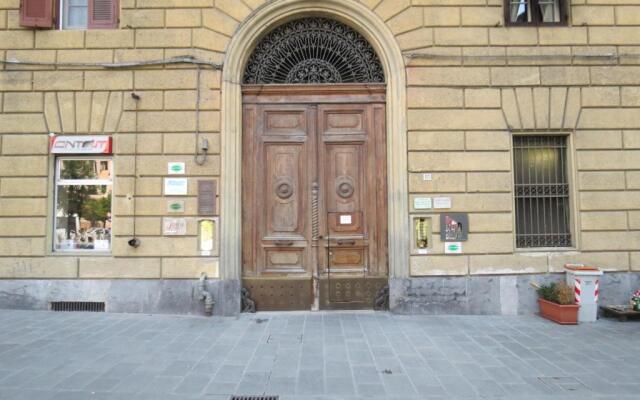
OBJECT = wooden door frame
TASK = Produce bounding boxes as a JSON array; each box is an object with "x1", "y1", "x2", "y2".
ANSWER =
[{"x1": 220, "y1": 1, "x2": 409, "y2": 314}]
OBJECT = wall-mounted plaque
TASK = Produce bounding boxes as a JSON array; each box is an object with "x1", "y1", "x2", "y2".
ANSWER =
[
  {"x1": 163, "y1": 217, "x2": 187, "y2": 236},
  {"x1": 433, "y1": 197, "x2": 452, "y2": 209},
  {"x1": 164, "y1": 178, "x2": 188, "y2": 196},
  {"x1": 168, "y1": 162, "x2": 185, "y2": 175},
  {"x1": 197, "y1": 180, "x2": 217, "y2": 215},
  {"x1": 339, "y1": 214, "x2": 352, "y2": 225},
  {"x1": 445, "y1": 242, "x2": 462, "y2": 254},
  {"x1": 440, "y1": 213, "x2": 468, "y2": 242},
  {"x1": 167, "y1": 200, "x2": 185, "y2": 213},
  {"x1": 413, "y1": 197, "x2": 432, "y2": 210}
]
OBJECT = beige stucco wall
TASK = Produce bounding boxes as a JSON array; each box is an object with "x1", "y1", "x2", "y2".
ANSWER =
[{"x1": 0, "y1": 0, "x2": 638, "y2": 280}]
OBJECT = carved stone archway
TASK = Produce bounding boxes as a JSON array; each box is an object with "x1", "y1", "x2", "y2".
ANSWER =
[{"x1": 220, "y1": 0, "x2": 409, "y2": 314}]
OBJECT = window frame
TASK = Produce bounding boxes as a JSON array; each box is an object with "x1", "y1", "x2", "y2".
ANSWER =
[
  {"x1": 53, "y1": 156, "x2": 113, "y2": 254},
  {"x1": 511, "y1": 133, "x2": 575, "y2": 251},
  {"x1": 504, "y1": 0, "x2": 568, "y2": 27},
  {"x1": 56, "y1": 0, "x2": 119, "y2": 30},
  {"x1": 59, "y1": 0, "x2": 89, "y2": 30}
]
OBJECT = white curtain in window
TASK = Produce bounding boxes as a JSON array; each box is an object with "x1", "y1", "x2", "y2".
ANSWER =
[
  {"x1": 63, "y1": 0, "x2": 88, "y2": 29},
  {"x1": 510, "y1": 0, "x2": 530, "y2": 23},
  {"x1": 539, "y1": 0, "x2": 561, "y2": 23}
]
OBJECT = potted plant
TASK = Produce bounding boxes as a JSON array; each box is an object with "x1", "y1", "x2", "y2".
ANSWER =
[
  {"x1": 531, "y1": 282, "x2": 579, "y2": 325},
  {"x1": 631, "y1": 289, "x2": 640, "y2": 312}
]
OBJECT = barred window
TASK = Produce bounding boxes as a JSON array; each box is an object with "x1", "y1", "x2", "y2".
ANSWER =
[{"x1": 513, "y1": 136, "x2": 571, "y2": 248}]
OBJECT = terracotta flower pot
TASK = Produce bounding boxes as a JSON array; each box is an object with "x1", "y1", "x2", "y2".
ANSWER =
[{"x1": 538, "y1": 298, "x2": 579, "y2": 325}]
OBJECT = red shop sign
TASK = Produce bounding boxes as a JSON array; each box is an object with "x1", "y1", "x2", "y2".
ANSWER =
[{"x1": 50, "y1": 136, "x2": 112, "y2": 154}]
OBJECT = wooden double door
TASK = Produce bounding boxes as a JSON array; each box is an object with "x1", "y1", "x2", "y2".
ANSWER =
[{"x1": 242, "y1": 85, "x2": 388, "y2": 311}]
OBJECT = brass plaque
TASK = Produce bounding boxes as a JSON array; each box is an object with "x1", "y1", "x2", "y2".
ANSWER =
[
  {"x1": 243, "y1": 278, "x2": 312, "y2": 311},
  {"x1": 197, "y1": 180, "x2": 217, "y2": 215}
]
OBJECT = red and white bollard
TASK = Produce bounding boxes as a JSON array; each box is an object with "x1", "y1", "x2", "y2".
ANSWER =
[{"x1": 565, "y1": 264, "x2": 603, "y2": 322}]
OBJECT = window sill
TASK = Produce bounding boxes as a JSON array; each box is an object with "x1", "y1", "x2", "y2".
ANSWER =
[
  {"x1": 50, "y1": 251, "x2": 112, "y2": 257},
  {"x1": 515, "y1": 247, "x2": 577, "y2": 253},
  {"x1": 504, "y1": 22, "x2": 568, "y2": 27}
]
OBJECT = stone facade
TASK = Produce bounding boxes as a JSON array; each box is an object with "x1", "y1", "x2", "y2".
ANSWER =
[{"x1": 0, "y1": 0, "x2": 638, "y2": 315}]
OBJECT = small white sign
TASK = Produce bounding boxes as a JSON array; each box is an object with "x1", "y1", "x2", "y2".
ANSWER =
[
  {"x1": 163, "y1": 218, "x2": 187, "y2": 236},
  {"x1": 445, "y1": 242, "x2": 462, "y2": 254},
  {"x1": 433, "y1": 197, "x2": 452, "y2": 209},
  {"x1": 339, "y1": 214, "x2": 352, "y2": 225},
  {"x1": 168, "y1": 162, "x2": 185, "y2": 175},
  {"x1": 413, "y1": 197, "x2": 432, "y2": 210},
  {"x1": 422, "y1": 173, "x2": 432, "y2": 181},
  {"x1": 417, "y1": 248, "x2": 429, "y2": 255},
  {"x1": 164, "y1": 178, "x2": 188, "y2": 196}
]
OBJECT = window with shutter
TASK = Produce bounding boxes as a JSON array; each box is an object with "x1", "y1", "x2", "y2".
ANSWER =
[
  {"x1": 88, "y1": 0, "x2": 118, "y2": 29},
  {"x1": 20, "y1": 0, "x2": 54, "y2": 28}
]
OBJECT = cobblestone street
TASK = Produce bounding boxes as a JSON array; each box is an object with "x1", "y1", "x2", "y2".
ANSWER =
[{"x1": 0, "y1": 310, "x2": 638, "y2": 400}]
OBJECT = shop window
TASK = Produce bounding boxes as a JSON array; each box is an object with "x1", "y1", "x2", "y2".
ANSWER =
[
  {"x1": 505, "y1": 0, "x2": 567, "y2": 26},
  {"x1": 20, "y1": 0, "x2": 119, "y2": 29},
  {"x1": 54, "y1": 158, "x2": 113, "y2": 252},
  {"x1": 513, "y1": 135, "x2": 571, "y2": 248}
]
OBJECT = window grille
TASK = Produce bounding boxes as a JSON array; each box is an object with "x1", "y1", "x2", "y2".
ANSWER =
[
  {"x1": 513, "y1": 136, "x2": 571, "y2": 248},
  {"x1": 243, "y1": 17, "x2": 385, "y2": 84}
]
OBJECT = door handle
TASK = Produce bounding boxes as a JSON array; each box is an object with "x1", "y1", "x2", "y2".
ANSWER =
[
  {"x1": 275, "y1": 241, "x2": 294, "y2": 246},
  {"x1": 336, "y1": 240, "x2": 356, "y2": 246}
]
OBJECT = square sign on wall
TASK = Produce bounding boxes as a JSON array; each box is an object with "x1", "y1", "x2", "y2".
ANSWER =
[
  {"x1": 164, "y1": 178, "x2": 188, "y2": 196},
  {"x1": 440, "y1": 213, "x2": 469, "y2": 242},
  {"x1": 167, "y1": 162, "x2": 185, "y2": 175}
]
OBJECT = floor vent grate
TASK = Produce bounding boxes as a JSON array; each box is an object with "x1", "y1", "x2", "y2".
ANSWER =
[
  {"x1": 230, "y1": 396, "x2": 278, "y2": 400},
  {"x1": 50, "y1": 301, "x2": 105, "y2": 312}
]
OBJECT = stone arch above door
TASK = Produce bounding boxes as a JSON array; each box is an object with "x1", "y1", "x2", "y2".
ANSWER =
[{"x1": 220, "y1": 0, "x2": 409, "y2": 287}]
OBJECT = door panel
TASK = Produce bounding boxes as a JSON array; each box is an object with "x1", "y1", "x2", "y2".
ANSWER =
[
  {"x1": 263, "y1": 144, "x2": 305, "y2": 237},
  {"x1": 242, "y1": 90, "x2": 387, "y2": 311},
  {"x1": 244, "y1": 105, "x2": 314, "y2": 281}
]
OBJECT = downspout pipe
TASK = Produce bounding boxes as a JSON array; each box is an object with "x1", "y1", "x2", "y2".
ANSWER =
[{"x1": 198, "y1": 273, "x2": 214, "y2": 316}]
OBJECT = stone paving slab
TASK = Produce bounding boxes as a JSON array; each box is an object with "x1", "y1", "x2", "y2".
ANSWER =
[{"x1": 0, "y1": 309, "x2": 638, "y2": 400}]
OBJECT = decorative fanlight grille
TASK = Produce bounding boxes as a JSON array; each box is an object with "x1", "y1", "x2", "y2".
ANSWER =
[{"x1": 243, "y1": 17, "x2": 385, "y2": 85}]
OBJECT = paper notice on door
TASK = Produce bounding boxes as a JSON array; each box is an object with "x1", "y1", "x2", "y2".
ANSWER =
[{"x1": 339, "y1": 214, "x2": 352, "y2": 225}]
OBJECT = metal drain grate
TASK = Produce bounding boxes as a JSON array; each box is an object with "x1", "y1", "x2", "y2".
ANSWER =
[
  {"x1": 50, "y1": 301, "x2": 105, "y2": 312},
  {"x1": 230, "y1": 396, "x2": 278, "y2": 400}
]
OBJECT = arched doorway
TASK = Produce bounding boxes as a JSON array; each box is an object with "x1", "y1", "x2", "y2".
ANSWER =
[
  {"x1": 220, "y1": 0, "x2": 409, "y2": 314},
  {"x1": 241, "y1": 17, "x2": 388, "y2": 310}
]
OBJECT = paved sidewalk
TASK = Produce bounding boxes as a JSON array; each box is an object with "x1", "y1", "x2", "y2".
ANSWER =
[{"x1": 0, "y1": 310, "x2": 638, "y2": 400}]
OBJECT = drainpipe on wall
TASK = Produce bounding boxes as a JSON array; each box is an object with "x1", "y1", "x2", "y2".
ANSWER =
[{"x1": 198, "y1": 273, "x2": 214, "y2": 316}]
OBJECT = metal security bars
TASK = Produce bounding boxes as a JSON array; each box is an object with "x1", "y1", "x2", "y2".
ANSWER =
[{"x1": 513, "y1": 136, "x2": 571, "y2": 248}]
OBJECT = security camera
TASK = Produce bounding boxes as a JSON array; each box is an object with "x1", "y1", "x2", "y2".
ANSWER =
[
  {"x1": 200, "y1": 138, "x2": 209, "y2": 152},
  {"x1": 128, "y1": 238, "x2": 141, "y2": 248}
]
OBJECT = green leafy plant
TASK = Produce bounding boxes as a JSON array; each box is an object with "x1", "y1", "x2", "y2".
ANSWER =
[
  {"x1": 535, "y1": 282, "x2": 559, "y2": 303},
  {"x1": 531, "y1": 282, "x2": 575, "y2": 305}
]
